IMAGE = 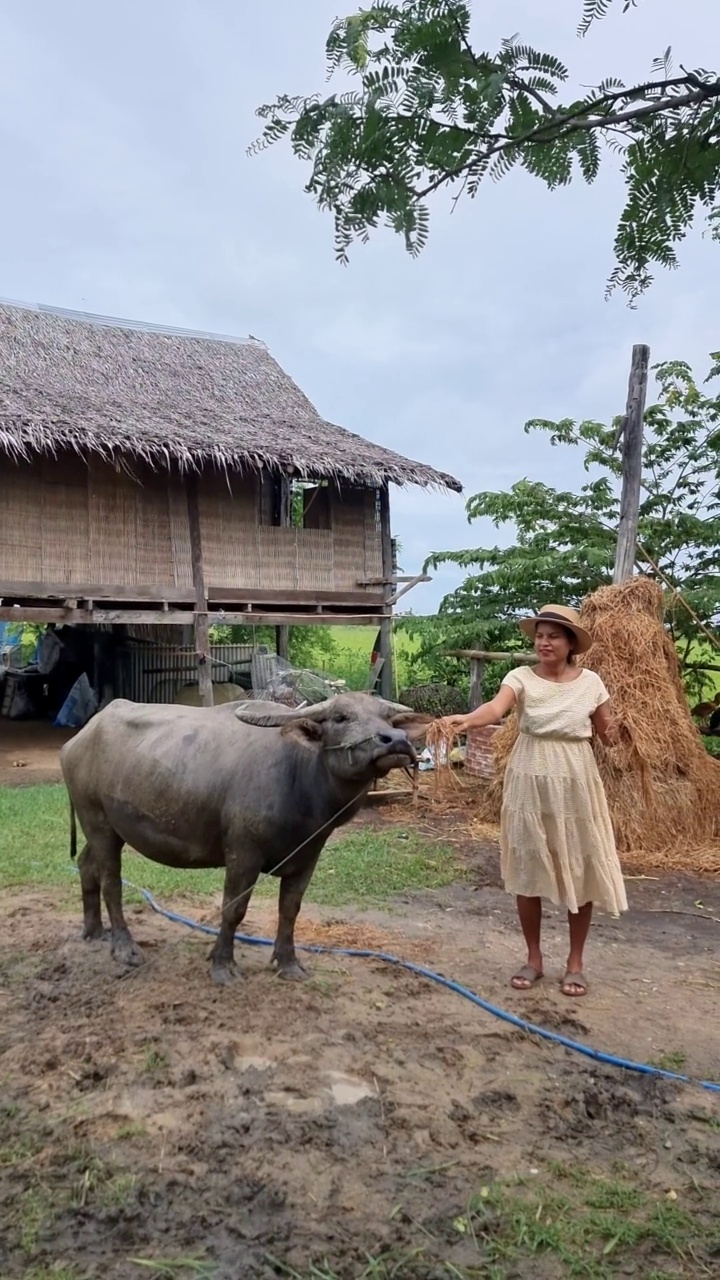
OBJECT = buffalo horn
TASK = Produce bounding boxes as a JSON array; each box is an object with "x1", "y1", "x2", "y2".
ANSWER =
[{"x1": 234, "y1": 698, "x2": 337, "y2": 727}]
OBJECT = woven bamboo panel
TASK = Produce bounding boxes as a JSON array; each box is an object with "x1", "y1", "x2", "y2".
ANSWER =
[
  {"x1": 198, "y1": 469, "x2": 260, "y2": 588},
  {"x1": 258, "y1": 470, "x2": 274, "y2": 526},
  {"x1": 0, "y1": 459, "x2": 43, "y2": 580},
  {"x1": 88, "y1": 457, "x2": 175, "y2": 588},
  {"x1": 88, "y1": 458, "x2": 141, "y2": 584},
  {"x1": 331, "y1": 484, "x2": 377, "y2": 589},
  {"x1": 168, "y1": 473, "x2": 193, "y2": 588},
  {"x1": 363, "y1": 486, "x2": 383, "y2": 582},
  {"x1": 133, "y1": 460, "x2": 175, "y2": 586},
  {"x1": 39, "y1": 453, "x2": 90, "y2": 582},
  {"x1": 257, "y1": 527, "x2": 334, "y2": 591}
]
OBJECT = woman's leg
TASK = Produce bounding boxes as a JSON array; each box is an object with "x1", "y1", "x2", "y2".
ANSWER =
[
  {"x1": 512, "y1": 895, "x2": 543, "y2": 988},
  {"x1": 562, "y1": 901, "x2": 593, "y2": 995}
]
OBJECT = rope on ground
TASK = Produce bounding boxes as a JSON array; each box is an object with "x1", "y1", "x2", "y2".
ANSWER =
[{"x1": 123, "y1": 879, "x2": 720, "y2": 1097}]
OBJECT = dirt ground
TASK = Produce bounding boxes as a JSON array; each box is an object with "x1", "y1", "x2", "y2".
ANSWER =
[
  {"x1": 1, "y1": 827, "x2": 719, "y2": 1279},
  {"x1": 0, "y1": 719, "x2": 76, "y2": 787},
  {"x1": 2, "y1": 719, "x2": 719, "y2": 1276}
]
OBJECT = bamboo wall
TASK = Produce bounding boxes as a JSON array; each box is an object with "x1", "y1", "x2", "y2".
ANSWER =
[{"x1": 0, "y1": 454, "x2": 383, "y2": 596}]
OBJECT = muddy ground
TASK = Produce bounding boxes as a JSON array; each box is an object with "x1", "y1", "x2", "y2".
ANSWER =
[
  {"x1": 1, "y1": 721, "x2": 719, "y2": 1275},
  {"x1": 0, "y1": 720, "x2": 75, "y2": 788},
  {"x1": 1, "y1": 824, "x2": 719, "y2": 1279}
]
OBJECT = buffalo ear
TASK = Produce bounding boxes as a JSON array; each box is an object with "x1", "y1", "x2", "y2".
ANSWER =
[
  {"x1": 279, "y1": 719, "x2": 323, "y2": 745},
  {"x1": 391, "y1": 712, "x2": 432, "y2": 742}
]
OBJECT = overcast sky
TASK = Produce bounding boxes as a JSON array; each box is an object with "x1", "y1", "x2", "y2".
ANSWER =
[{"x1": 0, "y1": 0, "x2": 718, "y2": 611}]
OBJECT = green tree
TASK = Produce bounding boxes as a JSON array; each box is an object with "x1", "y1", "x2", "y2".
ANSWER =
[
  {"x1": 408, "y1": 353, "x2": 720, "y2": 693},
  {"x1": 252, "y1": 0, "x2": 720, "y2": 300}
]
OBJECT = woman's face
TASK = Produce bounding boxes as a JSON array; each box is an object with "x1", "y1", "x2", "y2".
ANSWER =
[{"x1": 534, "y1": 621, "x2": 573, "y2": 664}]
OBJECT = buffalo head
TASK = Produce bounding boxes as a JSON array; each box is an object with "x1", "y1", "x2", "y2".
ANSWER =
[{"x1": 234, "y1": 692, "x2": 429, "y2": 782}]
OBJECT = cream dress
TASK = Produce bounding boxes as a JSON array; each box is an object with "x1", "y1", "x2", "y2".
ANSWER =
[{"x1": 499, "y1": 666, "x2": 628, "y2": 917}]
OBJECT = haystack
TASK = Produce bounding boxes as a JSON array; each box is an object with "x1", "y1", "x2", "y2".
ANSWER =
[{"x1": 480, "y1": 576, "x2": 720, "y2": 869}]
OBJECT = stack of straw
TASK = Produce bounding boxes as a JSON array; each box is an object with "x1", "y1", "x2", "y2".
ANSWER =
[{"x1": 477, "y1": 576, "x2": 720, "y2": 870}]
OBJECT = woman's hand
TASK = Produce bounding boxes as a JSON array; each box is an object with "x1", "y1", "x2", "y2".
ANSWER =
[
  {"x1": 592, "y1": 701, "x2": 628, "y2": 747},
  {"x1": 437, "y1": 714, "x2": 470, "y2": 735},
  {"x1": 437, "y1": 686, "x2": 517, "y2": 737},
  {"x1": 606, "y1": 717, "x2": 629, "y2": 745}
]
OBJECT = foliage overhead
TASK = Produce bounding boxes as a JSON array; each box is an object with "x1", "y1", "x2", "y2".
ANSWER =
[
  {"x1": 252, "y1": 0, "x2": 720, "y2": 300},
  {"x1": 411, "y1": 353, "x2": 720, "y2": 692}
]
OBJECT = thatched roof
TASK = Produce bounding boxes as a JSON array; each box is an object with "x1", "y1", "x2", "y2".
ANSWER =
[{"x1": 0, "y1": 301, "x2": 461, "y2": 492}]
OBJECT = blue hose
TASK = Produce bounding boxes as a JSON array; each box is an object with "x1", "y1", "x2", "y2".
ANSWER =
[{"x1": 130, "y1": 882, "x2": 720, "y2": 1097}]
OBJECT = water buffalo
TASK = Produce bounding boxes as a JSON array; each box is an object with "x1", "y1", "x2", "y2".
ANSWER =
[{"x1": 60, "y1": 692, "x2": 428, "y2": 984}]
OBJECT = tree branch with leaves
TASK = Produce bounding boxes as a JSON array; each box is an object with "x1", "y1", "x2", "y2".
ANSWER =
[
  {"x1": 252, "y1": 0, "x2": 720, "y2": 301},
  {"x1": 399, "y1": 353, "x2": 720, "y2": 698}
]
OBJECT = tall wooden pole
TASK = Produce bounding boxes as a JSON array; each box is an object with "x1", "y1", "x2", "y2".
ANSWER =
[
  {"x1": 275, "y1": 476, "x2": 291, "y2": 662},
  {"x1": 186, "y1": 473, "x2": 214, "y2": 707},
  {"x1": 275, "y1": 626, "x2": 289, "y2": 661},
  {"x1": 469, "y1": 658, "x2": 485, "y2": 712},
  {"x1": 613, "y1": 344, "x2": 650, "y2": 584},
  {"x1": 378, "y1": 485, "x2": 395, "y2": 701}
]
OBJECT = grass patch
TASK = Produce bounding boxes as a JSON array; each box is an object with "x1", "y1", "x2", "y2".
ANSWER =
[
  {"x1": 321, "y1": 625, "x2": 420, "y2": 691},
  {"x1": 142, "y1": 1047, "x2": 170, "y2": 1073},
  {"x1": 24, "y1": 1269, "x2": 83, "y2": 1280},
  {"x1": 0, "y1": 784, "x2": 459, "y2": 908},
  {"x1": 649, "y1": 1049, "x2": 689, "y2": 1073},
  {"x1": 115, "y1": 1122, "x2": 148, "y2": 1141},
  {"x1": 270, "y1": 1163, "x2": 718, "y2": 1279},
  {"x1": 129, "y1": 1258, "x2": 217, "y2": 1279},
  {"x1": 451, "y1": 1165, "x2": 716, "y2": 1278}
]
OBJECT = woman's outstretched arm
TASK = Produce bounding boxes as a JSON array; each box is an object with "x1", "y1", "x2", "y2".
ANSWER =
[{"x1": 437, "y1": 684, "x2": 517, "y2": 736}]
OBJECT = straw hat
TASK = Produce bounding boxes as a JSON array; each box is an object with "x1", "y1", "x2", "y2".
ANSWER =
[{"x1": 519, "y1": 604, "x2": 593, "y2": 655}]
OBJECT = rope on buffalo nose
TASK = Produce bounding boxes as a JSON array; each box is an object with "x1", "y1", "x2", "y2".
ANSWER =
[{"x1": 118, "y1": 878, "x2": 720, "y2": 1096}]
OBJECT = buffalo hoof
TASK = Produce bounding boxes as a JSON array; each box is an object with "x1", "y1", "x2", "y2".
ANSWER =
[
  {"x1": 211, "y1": 961, "x2": 241, "y2": 986},
  {"x1": 83, "y1": 924, "x2": 110, "y2": 942},
  {"x1": 111, "y1": 937, "x2": 146, "y2": 968},
  {"x1": 276, "y1": 961, "x2": 309, "y2": 982}
]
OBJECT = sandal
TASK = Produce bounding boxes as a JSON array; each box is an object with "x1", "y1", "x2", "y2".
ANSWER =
[
  {"x1": 511, "y1": 964, "x2": 543, "y2": 990},
  {"x1": 561, "y1": 971, "x2": 588, "y2": 997}
]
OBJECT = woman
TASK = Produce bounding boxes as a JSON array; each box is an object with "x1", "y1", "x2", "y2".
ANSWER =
[{"x1": 440, "y1": 604, "x2": 627, "y2": 997}]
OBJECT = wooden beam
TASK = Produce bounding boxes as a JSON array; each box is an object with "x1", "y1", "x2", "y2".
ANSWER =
[
  {"x1": 613, "y1": 343, "x2": 650, "y2": 584},
  {"x1": 0, "y1": 581, "x2": 194, "y2": 603},
  {"x1": 363, "y1": 788, "x2": 416, "y2": 805},
  {"x1": 447, "y1": 650, "x2": 537, "y2": 663},
  {"x1": 357, "y1": 576, "x2": 428, "y2": 586},
  {"x1": 209, "y1": 587, "x2": 384, "y2": 607},
  {"x1": 0, "y1": 581, "x2": 385, "y2": 608},
  {"x1": 186, "y1": 475, "x2": 213, "y2": 708},
  {"x1": 0, "y1": 582, "x2": 385, "y2": 614},
  {"x1": 0, "y1": 607, "x2": 386, "y2": 626},
  {"x1": 378, "y1": 486, "x2": 395, "y2": 701},
  {"x1": 387, "y1": 573, "x2": 432, "y2": 608}
]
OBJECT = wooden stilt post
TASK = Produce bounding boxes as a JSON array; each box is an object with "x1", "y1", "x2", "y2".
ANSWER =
[
  {"x1": 378, "y1": 485, "x2": 394, "y2": 701},
  {"x1": 469, "y1": 657, "x2": 485, "y2": 711},
  {"x1": 186, "y1": 472, "x2": 214, "y2": 708},
  {"x1": 613, "y1": 344, "x2": 650, "y2": 584},
  {"x1": 275, "y1": 626, "x2": 289, "y2": 661},
  {"x1": 275, "y1": 475, "x2": 291, "y2": 663}
]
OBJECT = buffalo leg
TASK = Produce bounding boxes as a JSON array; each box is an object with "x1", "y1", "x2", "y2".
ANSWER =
[
  {"x1": 272, "y1": 856, "x2": 321, "y2": 981},
  {"x1": 209, "y1": 864, "x2": 258, "y2": 985},
  {"x1": 94, "y1": 830, "x2": 144, "y2": 968},
  {"x1": 78, "y1": 843, "x2": 106, "y2": 941}
]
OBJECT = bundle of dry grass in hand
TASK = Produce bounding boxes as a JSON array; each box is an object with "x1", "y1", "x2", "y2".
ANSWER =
[
  {"x1": 479, "y1": 576, "x2": 720, "y2": 870},
  {"x1": 424, "y1": 720, "x2": 464, "y2": 797}
]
